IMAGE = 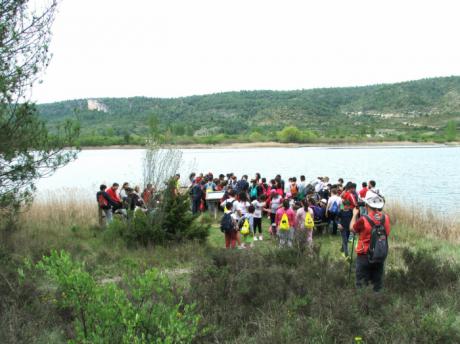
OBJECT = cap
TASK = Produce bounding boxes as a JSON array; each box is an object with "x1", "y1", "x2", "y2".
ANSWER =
[{"x1": 364, "y1": 191, "x2": 385, "y2": 210}]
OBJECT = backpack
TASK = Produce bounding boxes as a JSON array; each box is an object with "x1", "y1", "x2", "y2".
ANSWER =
[
  {"x1": 250, "y1": 186, "x2": 258, "y2": 199},
  {"x1": 240, "y1": 218, "x2": 250, "y2": 235},
  {"x1": 98, "y1": 193, "x2": 108, "y2": 209},
  {"x1": 290, "y1": 184, "x2": 298, "y2": 196},
  {"x1": 304, "y1": 211, "x2": 315, "y2": 230},
  {"x1": 279, "y1": 212, "x2": 290, "y2": 231},
  {"x1": 329, "y1": 201, "x2": 339, "y2": 215},
  {"x1": 364, "y1": 214, "x2": 388, "y2": 263},
  {"x1": 220, "y1": 212, "x2": 234, "y2": 233}
]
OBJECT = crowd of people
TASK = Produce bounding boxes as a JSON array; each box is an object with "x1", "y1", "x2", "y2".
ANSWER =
[
  {"x1": 96, "y1": 172, "x2": 390, "y2": 291},
  {"x1": 95, "y1": 176, "x2": 180, "y2": 224},
  {"x1": 188, "y1": 172, "x2": 390, "y2": 291}
]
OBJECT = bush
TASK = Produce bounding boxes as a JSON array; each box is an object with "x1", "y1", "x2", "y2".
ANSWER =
[
  {"x1": 189, "y1": 246, "x2": 460, "y2": 343},
  {"x1": 36, "y1": 250, "x2": 201, "y2": 343},
  {"x1": 111, "y1": 179, "x2": 210, "y2": 246}
]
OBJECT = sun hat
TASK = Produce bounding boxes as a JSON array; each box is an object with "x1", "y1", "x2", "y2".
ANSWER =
[
  {"x1": 320, "y1": 199, "x2": 327, "y2": 204},
  {"x1": 364, "y1": 191, "x2": 385, "y2": 210}
]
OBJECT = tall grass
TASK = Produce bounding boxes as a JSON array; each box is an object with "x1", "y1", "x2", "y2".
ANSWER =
[{"x1": 386, "y1": 201, "x2": 460, "y2": 242}]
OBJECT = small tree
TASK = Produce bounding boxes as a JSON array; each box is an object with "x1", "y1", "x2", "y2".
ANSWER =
[
  {"x1": 277, "y1": 126, "x2": 303, "y2": 143},
  {"x1": 143, "y1": 114, "x2": 182, "y2": 191},
  {"x1": 0, "y1": 0, "x2": 79, "y2": 214}
]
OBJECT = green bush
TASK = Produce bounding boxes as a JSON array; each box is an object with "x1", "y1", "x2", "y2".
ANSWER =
[
  {"x1": 36, "y1": 250, "x2": 201, "y2": 343},
  {"x1": 111, "y1": 179, "x2": 210, "y2": 246},
  {"x1": 189, "y1": 246, "x2": 460, "y2": 343}
]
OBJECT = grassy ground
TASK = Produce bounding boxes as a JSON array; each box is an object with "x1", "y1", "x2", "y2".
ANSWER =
[{"x1": 1, "y1": 198, "x2": 460, "y2": 343}]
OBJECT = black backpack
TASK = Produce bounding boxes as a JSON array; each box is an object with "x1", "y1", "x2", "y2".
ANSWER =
[
  {"x1": 220, "y1": 212, "x2": 234, "y2": 233},
  {"x1": 364, "y1": 214, "x2": 388, "y2": 263}
]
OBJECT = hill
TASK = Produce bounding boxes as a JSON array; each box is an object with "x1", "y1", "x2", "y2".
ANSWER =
[{"x1": 37, "y1": 76, "x2": 460, "y2": 145}]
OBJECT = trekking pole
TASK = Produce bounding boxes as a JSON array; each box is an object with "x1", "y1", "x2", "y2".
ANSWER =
[{"x1": 348, "y1": 233, "x2": 356, "y2": 283}]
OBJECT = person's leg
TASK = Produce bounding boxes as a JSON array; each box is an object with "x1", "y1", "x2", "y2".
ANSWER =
[
  {"x1": 287, "y1": 228, "x2": 294, "y2": 247},
  {"x1": 236, "y1": 230, "x2": 242, "y2": 247},
  {"x1": 225, "y1": 232, "x2": 230, "y2": 248},
  {"x1": 356, "y1": 255, "x2": 371, "y2": 289},
  {"x1": 307, "y1": 229, "x2": 313, "y2": 246},
  {"x1": 105, "y1": 209, "x2": 113, "y2": 224},
  {"x1": 332, "y1": 216, "x2": 338, "y2": 235},
  {"x1": 341, "y1": 229, "x2": 349, "y2": 256},
  {"x1": 278, "y1": 230, "x2": 285, "y2": 247},
  {"x1": 370, "y1": 262, "x2": 385, "y2": 292},
  {"x1": 192, "y1": 199, "x2": 198, "y2": 214}
]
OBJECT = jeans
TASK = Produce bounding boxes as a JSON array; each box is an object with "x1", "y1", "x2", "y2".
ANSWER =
[
  {"x1": 104, "y1": 208, "x2": 113, "y2": 224},
  {"x1": 356, "y1": 255, "x2": 385, "y2": 292},
  {"x1": 341, "y1": 228, "x2": 350, "y2": 256},
  {"x1": 278, "y1": 227, "x2": 294, "y2": 248},
  {"x1": 192, "y1": 199, "x2": 201, "y2": 214}
]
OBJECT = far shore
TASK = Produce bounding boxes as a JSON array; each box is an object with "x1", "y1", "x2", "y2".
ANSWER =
[{"x1": 79, "y1": 141, "x2": 459, "y2": 150}]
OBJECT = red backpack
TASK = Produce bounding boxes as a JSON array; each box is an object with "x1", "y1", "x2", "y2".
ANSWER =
[{"x1": 98, "y1": 193, "x2": 108, "y2": 208}]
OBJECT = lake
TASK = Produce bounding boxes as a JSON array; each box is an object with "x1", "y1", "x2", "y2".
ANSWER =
[{"x1": 36, "y1": 145, "x2": 460, "y2": 215}]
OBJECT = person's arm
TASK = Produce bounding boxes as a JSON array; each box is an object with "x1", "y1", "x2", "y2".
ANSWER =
[{"x1": 350, "y1": 207, "x2": 360, "y2": 232}]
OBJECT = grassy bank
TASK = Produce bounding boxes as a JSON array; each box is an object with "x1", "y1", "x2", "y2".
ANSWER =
[{"x1": 1, "y1": 196, "x2": 460, "y2": 343}]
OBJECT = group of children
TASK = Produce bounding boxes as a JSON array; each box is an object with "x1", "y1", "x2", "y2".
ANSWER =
[{"x1": 187, "y1": 172, "x2": 379, "y2": 252}]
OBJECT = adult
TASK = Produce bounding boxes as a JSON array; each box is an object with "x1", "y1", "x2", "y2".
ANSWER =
[
  {"x1": 141, "y1": 183, "x2": 154, "y2": 207},
  {"x1": 235, "y1": 175, "x2": 249, "y2": 194},
  {"x1": 119, "y1": 182, "x2": 130, "y2": 202},
  {"x1": 342, "y1": 182, "x2": 358, "y2": 209},
  {"x1": 350, "y1": 191, "x2": 391, "y2": 292},
  {"x1": 359, "y1": 182, "x2": 368, "y2": 200},
  {"x1": 191, "y1": 181, "x2": 204, "y2": 214},
  {"x1": 106, "y1": 183, "x2": 122, "y2": 210}
]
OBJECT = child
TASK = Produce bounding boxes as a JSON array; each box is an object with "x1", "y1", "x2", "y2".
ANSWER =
[
  {"x1": 266, "y1": 190, "x2": 282, "y2": 237},
  {"x1": 251, "y1": 194, "x2": 266, "y2": 241},
  {"x1": 337, "y1": 199, "x2": 353, "y2": 258},
  {"x1": 239, "y1": 205, "x2": 255, "y2": 248},
  {"x1": 220, "y1": 202, "x2": 237, "y2": 249},
  {"x1": 275, "y1": 199, "x2": 296, "y2": 248}
]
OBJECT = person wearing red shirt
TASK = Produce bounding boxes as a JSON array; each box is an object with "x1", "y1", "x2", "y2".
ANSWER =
[
  {"x1": 106, "y1": 183, "x2": 122, "y2": 209},
  {"x1": 358, "y1": 182, "x2": 368, "y2": 199},
  {"x1": 275, "y1": 199, "x2": 296, "y2": 248},
  {"x1": 350, "y1": 191, "x2": 390, "y2": 292},
  {"x1": 342, "y1": 182, "x2": 358, "y2": 208}
]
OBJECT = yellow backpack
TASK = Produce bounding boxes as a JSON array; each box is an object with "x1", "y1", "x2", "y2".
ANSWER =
[
  {"x1": 279, "y1": 212, "x2": 290, "y2": 231},
  {"x1": 241, "y1": 218, "x2": 250, "y2": 235},
  {"x1": 304, "y1": 211, "x2": 314, "y2": 230}
]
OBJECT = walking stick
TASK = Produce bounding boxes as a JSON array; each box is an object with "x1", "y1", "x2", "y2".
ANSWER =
[{"x1": 348, "y1": 232, "x2": 356, "y2": 282}]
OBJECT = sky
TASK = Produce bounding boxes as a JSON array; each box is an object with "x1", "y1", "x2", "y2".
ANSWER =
[{"x1": 32, "y1": 0, "x2": 460, "y2": 103}]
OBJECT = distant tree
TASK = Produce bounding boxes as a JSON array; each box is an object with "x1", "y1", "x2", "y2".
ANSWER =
[
  {"x1": 277, "y1": 126, "x2": 303, "y2": 143},
  {"x1": 0, "y1": 0, "x2": 79, "y2": 213},
  {"x1": 444, "y1": 120, "x2": 457, "y2": 142}
]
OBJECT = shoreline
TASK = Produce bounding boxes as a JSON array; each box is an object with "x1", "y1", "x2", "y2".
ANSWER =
[{"x1": 79, "y1": 141, "x2": 459, "y2": 150}]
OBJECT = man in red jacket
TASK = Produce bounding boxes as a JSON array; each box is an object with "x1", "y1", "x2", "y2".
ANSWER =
[
  {"x1": 106, "y1": 183, "x2": 122, "y2": 209},
  {"x1": 350, "y1": 191, "x2": 390, "y2": 292}
]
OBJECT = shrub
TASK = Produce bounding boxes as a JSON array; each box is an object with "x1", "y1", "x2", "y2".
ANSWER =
[
  {"x1": 36, "y1": 250, "x2": 201, "y2": 343},
  {"x1": 189, "y1": 246, "x2": 460, "y2": 343},
  {"x1": 111, "y1": 179, "x2": 210, "y2": 246}
]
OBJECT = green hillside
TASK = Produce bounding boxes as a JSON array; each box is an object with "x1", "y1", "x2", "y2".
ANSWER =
[{"x1": 37, "y1": 76, "x2": 460, "y2": 145}]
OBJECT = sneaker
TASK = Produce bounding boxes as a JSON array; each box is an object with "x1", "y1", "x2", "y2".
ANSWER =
[
  {"x1": 254, "y1": 236, "x2": 258, "y2": 241},
  {"x1": 259, "y1": 236, "x2": 263, "y2": 241},
  {"x1": 238, "y1": 245, "x2": 245, "y2": 250}
]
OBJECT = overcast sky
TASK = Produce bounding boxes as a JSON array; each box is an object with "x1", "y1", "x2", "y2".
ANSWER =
[{"x1": 32, "y1": 0, "x2": 460, "y2": 103}]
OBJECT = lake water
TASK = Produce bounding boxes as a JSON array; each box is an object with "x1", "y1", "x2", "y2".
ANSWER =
[{"x1": 36, "y1": 146, "x2": 460, "y2": 215}]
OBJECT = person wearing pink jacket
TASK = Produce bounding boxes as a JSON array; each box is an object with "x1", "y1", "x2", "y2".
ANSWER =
[{"x1": 275, "y1": 199, "x2": 296, "y2": 247}]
